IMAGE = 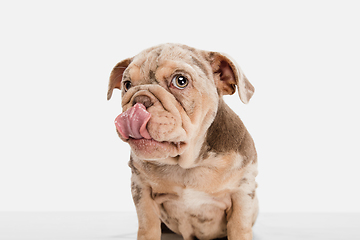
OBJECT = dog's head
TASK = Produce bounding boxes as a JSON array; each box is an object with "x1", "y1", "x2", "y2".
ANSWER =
[{"x1": 108, "y1": 44, "x2": 254, "y2": 168}]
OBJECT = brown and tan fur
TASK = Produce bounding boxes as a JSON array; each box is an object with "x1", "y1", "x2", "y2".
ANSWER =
[{"x1": 108, "y1": 43, "x2": 258, "y2": 240}]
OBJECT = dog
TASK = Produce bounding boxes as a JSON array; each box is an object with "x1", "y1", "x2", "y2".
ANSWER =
[{"x1": 107, "y1": 43, "x2": 258, "y2": 240}]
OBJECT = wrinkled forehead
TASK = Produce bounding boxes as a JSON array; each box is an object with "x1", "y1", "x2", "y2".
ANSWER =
[
  {"x1": 128, "y1": 44, "x2": 211, "y2": 80},
  {"x1": 133, "y1": 44, "x2": 194, "y2": 66}
]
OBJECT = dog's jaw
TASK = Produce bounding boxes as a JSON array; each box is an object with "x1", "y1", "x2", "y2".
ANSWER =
[{"x1": 128, "y1": 138, "x2": 187, "y2": 162}]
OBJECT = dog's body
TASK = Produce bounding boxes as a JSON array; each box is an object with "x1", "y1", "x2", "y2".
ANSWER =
[{"x1": 108, "y1": 44, "x2": 258, "y2": 240}]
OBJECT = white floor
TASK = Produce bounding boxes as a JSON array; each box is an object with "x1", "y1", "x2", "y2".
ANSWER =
[{"x1": 0, "y1": 212, "x2": 359, "y2": 240}]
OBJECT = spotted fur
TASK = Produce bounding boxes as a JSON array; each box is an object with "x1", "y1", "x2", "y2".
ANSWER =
[{"x1": 108, "y1": 43, "x2": 258, "y2": 240}]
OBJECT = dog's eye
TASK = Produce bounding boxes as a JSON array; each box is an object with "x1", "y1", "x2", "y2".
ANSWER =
[
  {"x1": 123, "y1": 81, "x2": 132, "y2": 92},
  {"x1": 171, "y1": 75, "x2": 189, "y2": 89}
]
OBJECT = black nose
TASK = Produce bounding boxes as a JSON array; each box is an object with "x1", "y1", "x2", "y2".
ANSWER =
[{"x1": 133, "y1": 95, "x2": 153, "y2": 108}]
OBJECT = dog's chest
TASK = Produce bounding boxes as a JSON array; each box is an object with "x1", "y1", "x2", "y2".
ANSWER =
[
  {"x1": 158, "y1": 188, "x2": 230, "y2": 239},
  {"x1": 132, "y1": 155, "x2": 245, "y2": 238},
  {"x1": 146, "y1": 165, "x2": 237, "y2": 239}
]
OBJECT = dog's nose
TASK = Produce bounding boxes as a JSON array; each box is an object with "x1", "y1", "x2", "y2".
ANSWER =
[{"x1": 133, "y1": 95, "x2": 153, "y2": 108}]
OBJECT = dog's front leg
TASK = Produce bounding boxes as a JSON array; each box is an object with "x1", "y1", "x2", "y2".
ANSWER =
[
  {"x1": 226, "y1": 190, "x2": 257, "y2": 240},
  {"x1": 131, "y1": 176, "x2": 161, "y2": 240}
]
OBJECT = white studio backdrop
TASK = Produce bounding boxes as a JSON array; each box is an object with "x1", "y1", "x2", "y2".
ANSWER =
[{"x1": 1, "y1": 0, "x2": 359, "y2": 213}]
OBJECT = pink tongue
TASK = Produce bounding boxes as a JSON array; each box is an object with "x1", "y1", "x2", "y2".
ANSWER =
[{"x1": 114, "y1": 103, "x2": 152, "y2": 139}]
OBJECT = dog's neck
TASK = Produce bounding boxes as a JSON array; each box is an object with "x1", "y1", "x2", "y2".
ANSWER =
[
  {"x1": 204, "y1": 98, "x2": 247, "y2": 154},
  {"x1": 176, "y1": 98, "x2": 247, "y2": 168}
]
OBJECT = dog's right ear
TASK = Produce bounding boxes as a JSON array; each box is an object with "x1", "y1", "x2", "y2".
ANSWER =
[
  {"x1": 107, "y1": 58, "x2": 132, "y2": 100},
  {"x1": 207, "y1": 52, "x2": 254, "y2": 104}
]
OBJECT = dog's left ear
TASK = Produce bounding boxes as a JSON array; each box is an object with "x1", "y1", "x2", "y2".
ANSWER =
[
  {"x1": 208, "y1": 52, "x2": 254, "y2": 104},
  {"x1": 107, "y1": 58, "x2": 132, "y2": 100}
]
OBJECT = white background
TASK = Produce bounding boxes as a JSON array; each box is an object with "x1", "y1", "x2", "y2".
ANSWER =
[{"x1": 1, "y1": 0, "x2": 359, "y2": 213}]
